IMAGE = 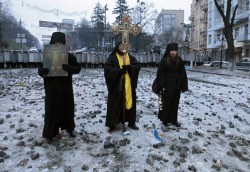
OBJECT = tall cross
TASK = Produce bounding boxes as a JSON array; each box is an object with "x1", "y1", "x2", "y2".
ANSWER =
[{"x1": 112, "y1": 14, "x2": 141, "y2": 53}]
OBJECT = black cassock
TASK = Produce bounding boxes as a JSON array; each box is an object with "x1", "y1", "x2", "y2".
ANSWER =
[
  {"x1": 156, "y1": 56, "x2": 188, "y2": 124},
  {"x1": 38, "y1": 53, "x2": 81, "y2": 140},
  {"x1": 104, "y1": 53, "x2": 140, "y2": 127}
]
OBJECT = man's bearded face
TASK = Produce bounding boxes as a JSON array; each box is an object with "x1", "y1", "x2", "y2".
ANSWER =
[{"x1": 169, "y1": 50, "x2": 177, "y2": 57}]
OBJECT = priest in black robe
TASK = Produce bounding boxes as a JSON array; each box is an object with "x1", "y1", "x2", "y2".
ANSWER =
[
  {"x1": 104, "y1": 42, "x2": 141, "y2": 132},
  {"x1": 38, "y1": 32, "x2": 81, "y2": 141},
  {"x1": 156, "y1": 43, "x2": 188, "y2": 127}
]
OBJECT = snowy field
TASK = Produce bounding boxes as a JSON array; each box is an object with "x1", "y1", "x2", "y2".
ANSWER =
[{"x1": 0, "y1": 68, "x2": 250, "y2": 172}]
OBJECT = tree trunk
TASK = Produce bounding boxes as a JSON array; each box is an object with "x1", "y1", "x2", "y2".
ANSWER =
[
  {"x1": 223, "y1": 26, "x2": 235, "y2": 71},
  {"x1": 214, "y1": 0, "x2": 238, "y2": 72}
]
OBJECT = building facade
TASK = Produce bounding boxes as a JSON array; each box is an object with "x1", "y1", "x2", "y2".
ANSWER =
[
  {"x1": 189, "y1": 0, "x2": 250, "y2": 62},
  {"x1": 189, "y1": 0, "x2": 208, "y2": 62},
  {"x1": 233, "y1": 0, "x2": 250, "y2": 60},
  {"x1": 155, "y1": 9, "x2": 184, "y2": 35},
  {"x1": 154, "y1": 9, "x2": 184, "y2": 51}
]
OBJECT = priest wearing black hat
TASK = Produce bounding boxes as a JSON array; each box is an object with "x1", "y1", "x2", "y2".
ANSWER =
[
  {"x1": 155, "y1": 43, "x2": 188, "y2": 127},
  {"x1": 38, "y1": 32, "x2": 81, "y2": 141}
]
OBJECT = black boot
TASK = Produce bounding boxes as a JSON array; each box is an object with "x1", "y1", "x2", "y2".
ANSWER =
[
  {"x1": 68, "y1": 130, "x2": 77, "y2": 137},
  {"x1": 172, "y1": 122, "x2": 181, "y2": 127},
  {"x1": 128, "y1": 123, "x2": 139, "y2": 130},
  {"x1": 163, "y1": 121, "x2": 168, "y2": 126},
  {"x1": 108, "y1": 125, "x2": 116, "y2": 132}
]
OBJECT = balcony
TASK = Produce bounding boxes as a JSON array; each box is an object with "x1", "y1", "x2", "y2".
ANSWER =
[
  {"x1": 189, "y1": 15, "x2": 194, "y2": 21},
  {"x1": 200, "y1": 17, "x2": 207, "y2": 23},
  {"x1": 200, "y1": 3, "x2": 208, "y2": 11},
  {"x1": 213, "y1": 22, "x2": 224, "y2": 31},
  {"x1": 235, "y1": 11, "x2": 250, "y2": 23},
  {"x1": 215, "y1": 40, "x2": 226, "y2": 48},
  {"x1": 199, "y1": 43, "x2": 206, "y2": 48},
  {"x1": 200, "y1": 31, "x2": 207, "y2": 36},
  {"x1": 236, "y1": 34, "x2": 249, "y2": 42}
]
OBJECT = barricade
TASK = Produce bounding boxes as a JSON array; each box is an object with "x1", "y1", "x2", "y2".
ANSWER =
[
  {"x1": 4, "y1": 51, "x2": 11, "y2": 68},
  {"x1": 0, "y1": 51, "x2": 4, "y2": 68},
  {"x1": 96, "y1": 52, "x2": 103, "y2": 68},
  {"x1": 17, "y1": 51, "x2": 24, "y2": 68},
  {"x1": 22, "y1": 51, "x2": 29, "y2": 67},
  {"x1": 29, "y1": 52, "x2": 41, "y2": 67},
  {"x1": 82, "y1": 52, "x2": 87, "y2": 68},
  {"x1": 147, "y1": 53, "x2": 153, "y2": 67},
  {"x1": 0, "y1": 51, "x2": 205, "y2": 69},
  {"x1": 91, "y1": 53, "x2": 98, "y2": 68},
  {"x1": 39, "y1": 52, "x2": 43, "y2": 66},
  {"x1": 86, "y1": 53, "x2": 92, "y2": 68},
  {"x1": 75, "y1": 52, "x2": 82, "y2": 66}
]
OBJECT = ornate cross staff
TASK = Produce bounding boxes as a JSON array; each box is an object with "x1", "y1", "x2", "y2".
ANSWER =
[{"x1": 112, "y1": 14, "x2": 141, "y2": 53}]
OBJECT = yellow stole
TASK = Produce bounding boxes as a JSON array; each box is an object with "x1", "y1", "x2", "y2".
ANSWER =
[{"x1": 116, "y1": 52, "x2": 133, "y2": 109}]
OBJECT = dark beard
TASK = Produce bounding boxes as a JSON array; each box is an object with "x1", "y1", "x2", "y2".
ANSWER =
[{"x1": 167, "y1": 55, "x2": 179, "y2": 65}]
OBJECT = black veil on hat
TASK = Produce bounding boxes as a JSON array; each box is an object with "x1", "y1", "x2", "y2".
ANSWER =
[
  {"x1": 50, "y1": 32, "x2": 66, "y2": 44},
  {"x1": 167, "y1": 43, "x2": 178, "y2": 52},
  {"x1": 111, "y1": 41, "x2": 123, "y2": 55},
  {"x1": 163, "y1": 42, "x2": 178, "y2": 57}
]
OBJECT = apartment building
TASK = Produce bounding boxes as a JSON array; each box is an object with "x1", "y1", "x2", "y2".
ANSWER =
[
  {"x1": 155, "y1": 9, "x2": 184, "y2": 35},
  {"x1": 154, "y1": 9, "x2": 184, "y2": 50},
  {"x1": 205, "y1": 0, "x2": 250, "y2": 61},
  {"x1": 190, "y1": 0, "x2": 208, "y2": 58},
  {"x1": 234, "y1": 0, "x2": 250, "y2": 59}
]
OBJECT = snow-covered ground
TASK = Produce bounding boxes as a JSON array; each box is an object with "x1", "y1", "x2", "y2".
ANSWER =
[{"x1": 0, "y1": 67, "x2": 250, "y2": 172}]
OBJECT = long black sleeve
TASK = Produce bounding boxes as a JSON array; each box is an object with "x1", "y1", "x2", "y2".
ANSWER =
[
  {"x1": 38, "y1": 67, "x2": 49, "y2": 77},
  {"x1": 67, "y1": 53, "x2": 81, "y2": 74}
]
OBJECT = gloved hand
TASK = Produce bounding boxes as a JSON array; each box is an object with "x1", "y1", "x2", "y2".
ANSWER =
[
  {"x1": 62, "y1": 64, "x2": 70, "y2": 71},
  {"x1": 38, "y1": 68, "x2": 49, "y2": 76},
  {"x1": 122, "y1": 65, "x2": 130, "y2": 71},
  {"x1": 120, "y1": 68, "x2": 127, "y2": 74}
]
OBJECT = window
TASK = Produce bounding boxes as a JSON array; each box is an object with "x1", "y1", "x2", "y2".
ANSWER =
[
  {"x1": 164, "y1": 15, "x2": 171, "y2": 19},
  {"x1": 208, "y1": 1, "x2": 212, "y2": 12},
  {"x1": 208, "y1": 35, "x2": 211, "y2": 44},
  {"x1": 208, "y1": 18, "x2": 212, "y2": 28},
  {"x1": 245, "y1": 24, "x2": 248, "y2": 36},
  {"x1": 235, "y1": 27, "x2": 239, "y2": 38},
  {"x1": 214, "y1": 34, "x2": 217, "y2": 44},
  {"x1": 246, "y1": 0, "x2": 249, "y2": 10}
]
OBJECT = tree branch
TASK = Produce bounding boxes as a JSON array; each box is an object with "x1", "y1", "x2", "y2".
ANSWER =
[{"x1": 231, "y1": 4, "x2": 238, "y2": 28}]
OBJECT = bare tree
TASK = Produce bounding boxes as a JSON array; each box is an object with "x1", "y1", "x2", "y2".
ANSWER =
[
  {"x1": 131, "y1": 1, "x2": 158, "y2": 33},
  {"x1": 0, "y1": 2, "x2": 39, "y2": 50},
  {"x1": 158, "y1": 27, "x2": 182, "y2": 49},
  {"x1": 214, "y1": 0, "x2": 238, "y2": 71},
  {"x1": 130, "y1": 1, "x2": 158, "y2": 52}
]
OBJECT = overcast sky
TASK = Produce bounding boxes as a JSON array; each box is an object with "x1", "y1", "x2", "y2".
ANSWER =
[{"x1": 2, "y1": 0, "x2": 192, "y2": 45}]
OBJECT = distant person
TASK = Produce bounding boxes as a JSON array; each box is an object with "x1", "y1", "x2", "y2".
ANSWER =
[
  {"x1": 38, "y1": 32, "x2": 81, "y2": 141},
  {"x1": 156, "y1": 43, "x2": 188, "y2": 127},
  {"x1": 104, "y1": 42, "x2": 141, "y2": 132}
]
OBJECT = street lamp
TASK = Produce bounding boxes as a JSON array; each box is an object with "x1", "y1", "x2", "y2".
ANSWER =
[{"x1": 217, "y1": 33, "x2": 225, "y2": 69}]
